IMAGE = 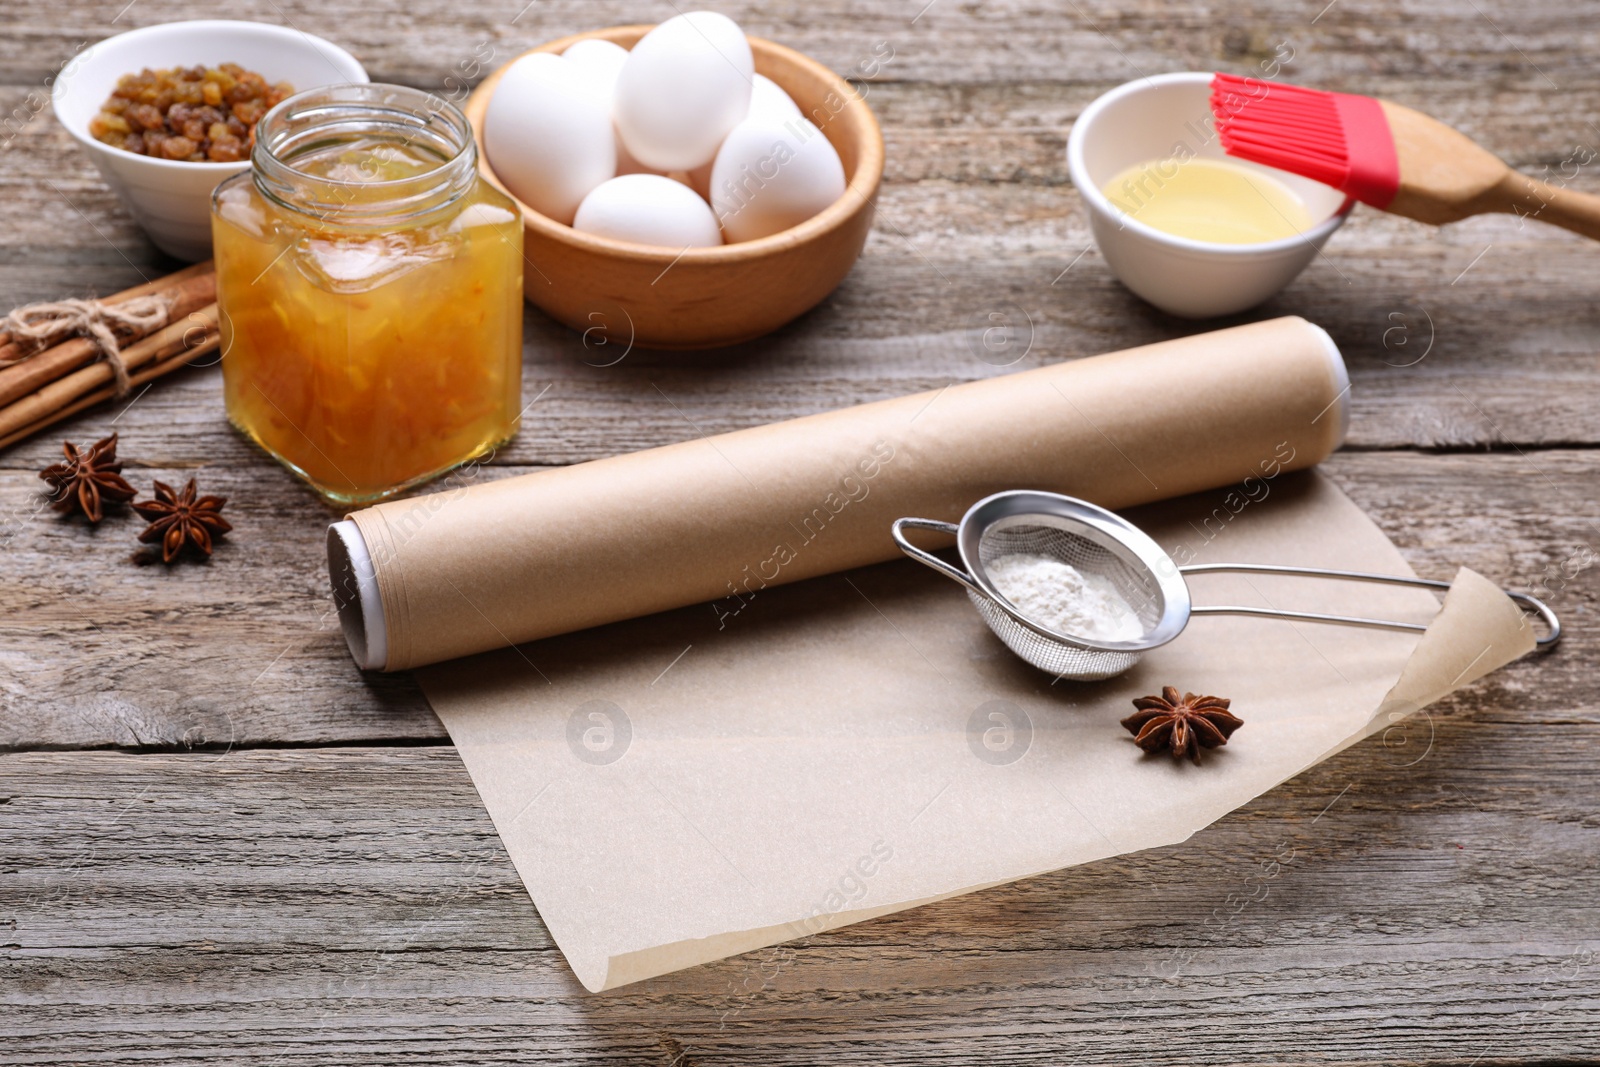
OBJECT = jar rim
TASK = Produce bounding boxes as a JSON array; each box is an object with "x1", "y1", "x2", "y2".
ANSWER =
[{"x1": 250, "y1": 82, "x2": 478, "y2": 225}]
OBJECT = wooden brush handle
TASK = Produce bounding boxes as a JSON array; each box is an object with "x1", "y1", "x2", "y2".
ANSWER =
[
  {"x1": 1488, "y1": 171, "x2": 1600, "y2": 243},
  {"x1": 1379, "y1": 102, "x2": 1600, "y2": 242}
]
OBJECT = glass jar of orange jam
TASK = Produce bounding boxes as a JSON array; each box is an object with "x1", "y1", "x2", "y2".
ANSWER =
[{"x1": 211, "y1": 84, "x2": 522, "y2": 505}]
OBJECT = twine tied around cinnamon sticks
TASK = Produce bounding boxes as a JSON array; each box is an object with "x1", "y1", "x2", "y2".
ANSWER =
[
  {"x1": 0, "y1": 261, "x2": 221, "y2": 452},
  {"x1": 2, "y1": 293, "x2": 174, "y2": 397}
]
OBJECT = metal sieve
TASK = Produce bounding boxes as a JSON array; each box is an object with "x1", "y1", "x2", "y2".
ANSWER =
[{"x1": 892, "y1": 490, "x2": 1561, "y2": 682}]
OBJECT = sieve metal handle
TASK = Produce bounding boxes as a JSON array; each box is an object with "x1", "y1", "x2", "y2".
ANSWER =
[
  {"x1": 892, "y1": 518, "x2": 985, "y2": 594},
  {"x1": 1180, "y1": 563, "x2": 1562, "y2": 649}
]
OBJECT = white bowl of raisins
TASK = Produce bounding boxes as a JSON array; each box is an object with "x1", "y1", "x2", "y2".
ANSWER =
[{"x1": 53, "y1": 19, "x2": 367, "y2": 261}]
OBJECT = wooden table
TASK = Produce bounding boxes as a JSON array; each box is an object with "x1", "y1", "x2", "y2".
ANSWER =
[{"x1": 4, "y1": 1, "x2": 1598, "y2": 1062}]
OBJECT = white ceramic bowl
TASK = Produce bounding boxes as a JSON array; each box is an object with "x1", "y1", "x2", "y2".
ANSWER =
[
  {"x1": 1067, "y1": 72, "x2": 1352, "y2": 319},
  {"x1": 52, "y1": 20, "x2": 368, "y2": 262}
]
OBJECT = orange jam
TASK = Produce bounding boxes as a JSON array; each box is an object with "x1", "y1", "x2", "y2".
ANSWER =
[{"x1": 211, "y1": 85, "x2": 523, "y2": 505}]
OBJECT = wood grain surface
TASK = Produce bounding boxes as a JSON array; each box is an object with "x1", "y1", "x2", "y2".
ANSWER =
[{"x1": 2, "y1": 0, "x2": 1597, "y2": 1063}]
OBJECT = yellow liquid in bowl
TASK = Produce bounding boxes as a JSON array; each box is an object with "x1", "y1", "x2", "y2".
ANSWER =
[{"x1": 1101, "y1": 157, "x2": 1314, "y2": 244}]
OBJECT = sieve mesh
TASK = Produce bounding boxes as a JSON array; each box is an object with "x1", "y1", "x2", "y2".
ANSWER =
[
  {"x1": 898, "y1": 490, "x2": 1559, "y2": 683},
  {"x1": 969, "y1": 520, "x2": 1166, "y2": 680}
]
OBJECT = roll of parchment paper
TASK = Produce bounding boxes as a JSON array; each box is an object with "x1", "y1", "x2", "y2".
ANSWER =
[{"x1": 329, "y1": 315, "x2": 1349, "y2": 670}]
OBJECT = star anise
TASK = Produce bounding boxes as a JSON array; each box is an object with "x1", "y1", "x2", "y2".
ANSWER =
[
  {"x1": 1121, "y1": 686, "x2": 1242, "y2": 765},
  {"x1": 38, "y1": 433, "x2": 137, "y2": 523},
  {"x1": 133, "y1": 478, "x2": 232, "y2": 563}
]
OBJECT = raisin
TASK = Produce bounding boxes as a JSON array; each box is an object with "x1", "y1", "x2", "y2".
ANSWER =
[
  {"x1": 231, "y1": 99, "x2": 266, "y2": 126},
  {"x1": 127, "y1": 103, "x2": 165, "y2": 132},
  {"x1": 156, "y1": 135, "x2": 198, "y2": 160},
  {"x1": 91, "y1": 112, "x2": 130, "y2": 136},
  {"x1": 207, "y1": 138, "x2": 247, "y2": 162}
]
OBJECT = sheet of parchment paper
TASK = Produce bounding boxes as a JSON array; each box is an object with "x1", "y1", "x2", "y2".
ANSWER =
[{"x1": 419, "y1": 471, "x2": 1537, "y2": 992}]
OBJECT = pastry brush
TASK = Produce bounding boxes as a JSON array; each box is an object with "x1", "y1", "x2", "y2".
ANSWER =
[{"x1": 1210, "y1": 72, "x2": 1600, "y2": 241}]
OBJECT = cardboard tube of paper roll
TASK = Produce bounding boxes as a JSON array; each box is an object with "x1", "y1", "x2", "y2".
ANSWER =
[{"x1": 328, "y1": 315, "x2": 1350, "y2": 671}]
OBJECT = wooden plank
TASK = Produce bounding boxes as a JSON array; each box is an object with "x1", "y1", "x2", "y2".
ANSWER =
[
  {"x1": 1, "y1": 0, "x2": 1598, "y2": 86},
  {"x1": 2, "y1": 732, "x2": 1597, "y2": 1064},
  {"x1": 0, "y1": 450, "x2": 1592, "y2": 750}
]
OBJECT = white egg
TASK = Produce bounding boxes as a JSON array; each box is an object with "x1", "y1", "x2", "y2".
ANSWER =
[
  {"x1": 573, "y1": 174, "x2": 724, "y2": 248},
  {"x1": 561, "y1": 38, "x2": 629, "y2": 91},
  {"x1": 560, "y1": 38, "x2": 661, "y2": 178},
  {"x1": 710, "y1": 117, "x2": 846, "y2": 242},
  {"x1": 485, "y1": 52, "x2": 616, "y2": 225},
  {"x1": 614, "y1": 12, "x2": 754, "y2": 172},
  {"x1": 748, "y1": 73, "x2": 802, "y2": 122},
  {"x1": 682, "y1": 77, "x2": 803, "y2": 199}
]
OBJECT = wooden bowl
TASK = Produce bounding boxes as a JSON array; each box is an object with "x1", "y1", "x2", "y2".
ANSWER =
[{"x1": 463, "y1": 25, "x2": 884, "y2": 350}]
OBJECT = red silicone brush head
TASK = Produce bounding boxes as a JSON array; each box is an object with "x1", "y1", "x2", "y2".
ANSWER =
[{"x1": 1210, "y1": 73, "x2": 1400, "y2": 209}]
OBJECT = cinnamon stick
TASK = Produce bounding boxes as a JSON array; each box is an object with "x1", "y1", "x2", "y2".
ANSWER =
[
  {"x1": 0, "y1": 259, "x2": 213, "y2": 360},
  {"x1": 0, "y1": 304, "x2": 220, "y2": 441},
  {"x1": 0, "y1": 261, "x2": 216, "y2": 403},
  {"x1": 0, "y1": 332, "x2": 221, "y2": 452},
  {"x1": 0, "y1": 259, "x2": 212, "y2": 347}
]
